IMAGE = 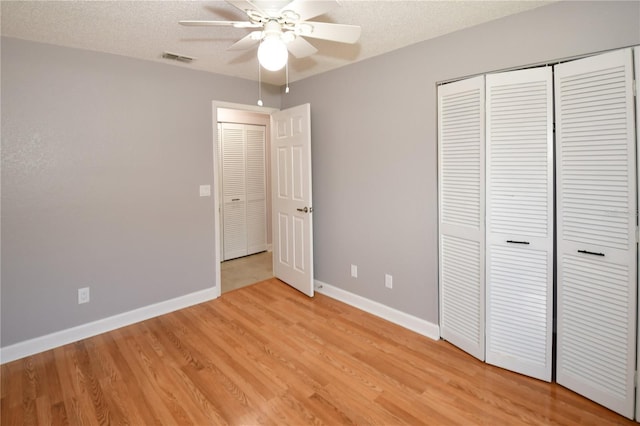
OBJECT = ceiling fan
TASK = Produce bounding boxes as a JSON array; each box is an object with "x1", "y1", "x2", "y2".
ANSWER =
[{"x1": 180, "y1": 0, "x2": 361, "y2": 71}]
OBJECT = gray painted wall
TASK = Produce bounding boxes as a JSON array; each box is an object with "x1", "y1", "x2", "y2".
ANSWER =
[
  {"x1": 1, "y1": 38, "x2": 280, "y2": 346},
  {"x1": 282, "y1": 1, "x2": 640, "y2": 324}
]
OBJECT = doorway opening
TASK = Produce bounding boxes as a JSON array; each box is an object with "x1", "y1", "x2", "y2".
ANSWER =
[
  {"x1": 212, "y1": 101, "x2": 314, "y2": 298},
  {"x1": 213, "y1": 102, "x2": 277, "y2": 295}
]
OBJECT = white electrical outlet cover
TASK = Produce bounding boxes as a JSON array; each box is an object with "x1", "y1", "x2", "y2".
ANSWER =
[
  {"x1": 78, "y1": 287, "x2": 90, "y2": 304},
  {"x1": 385, "y1": 274, "x2": 393, "y2": 289}
]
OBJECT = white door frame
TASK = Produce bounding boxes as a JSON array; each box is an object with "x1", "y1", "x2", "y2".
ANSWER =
[{"x1": 212, "y1": 101, "x2": 278, "y2": 298}]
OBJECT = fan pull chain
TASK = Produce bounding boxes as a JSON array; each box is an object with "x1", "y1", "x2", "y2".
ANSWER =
[
  {"x1": 257, "y1": 60, "x2": 263, "y2": 106},
  {"x1": 285, "y1": 61, "x2": 290, "y2": 94}
]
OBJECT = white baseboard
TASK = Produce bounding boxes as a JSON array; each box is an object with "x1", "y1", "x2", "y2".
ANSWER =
[
  {"x1": 1, "y1": 287, "x2": 218, "y2": 364},
  {"x1": 314, "y1": 280, "x2": 440, "y2": 340}
]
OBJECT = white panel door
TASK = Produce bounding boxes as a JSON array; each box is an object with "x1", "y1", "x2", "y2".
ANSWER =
[
  {"x1": 245, "y1": 125, "x2": 267, "y2": 255},
  {"x1": 220, "y1": 123, "x2": 247, "y2": 261},
  {"x1": 271, "y1": 104, "x2": 314, "y2": 297},
  {"x1": 438, "y1": 75, "x2": 486, "y2": 360},
  {"x1": 635, "y1": 45, "x2": 640, "y2": 423},
  {"x1": 556, "y1": 48, "x2": 637, "y2": 419},
  {"x1": 485, "y1": 67, "x2": 554, "y2": 382}
]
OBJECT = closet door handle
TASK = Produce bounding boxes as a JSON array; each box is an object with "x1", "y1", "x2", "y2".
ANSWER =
[
  {"x1": 506, "y1": 240, "x2": 530, "y2": 245},
  {"x1": 578, "y1": 250, "x2": 605, "y2": 257},
  {"x1": 232, "y1": 198, "x2": 240, "y2": 201}
]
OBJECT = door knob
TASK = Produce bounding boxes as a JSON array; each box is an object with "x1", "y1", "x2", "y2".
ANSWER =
[{"x1": 297, "y1": 207, "x2": 309, "y2": 213}]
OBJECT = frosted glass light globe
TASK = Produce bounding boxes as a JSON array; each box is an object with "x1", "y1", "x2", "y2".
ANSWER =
[{"x1": 258, "y1": 37, "x2": 288, "y2": 71}]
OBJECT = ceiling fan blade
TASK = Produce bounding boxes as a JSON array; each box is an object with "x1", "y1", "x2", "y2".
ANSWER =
[
  {"x1": 179, "y1": 20, "x2": 259, "y2": 29},
  {"x1": 285, "y1": 36, "x2": 318, "y2": 58},
  {"x1": 297, "y1": 21, "x2": 361, "y2": 44},
  {"x1": 226, "y1": 0, "x2": 271, "y2": 18},
  {"x1": 279, "y1": 0, "x2": 339, "y2": 22},
  {"x1": 228, "y1": 32, "x2": 263, "y2": 51}
]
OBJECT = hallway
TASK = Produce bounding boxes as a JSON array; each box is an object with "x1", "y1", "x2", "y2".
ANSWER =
[{"x1": 221, "y1": 251, "x2": 273, "y2": 293}]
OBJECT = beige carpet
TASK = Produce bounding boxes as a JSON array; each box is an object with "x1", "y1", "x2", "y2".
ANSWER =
[{"x1": 221, "y1": 251, "x2": 273, "y2": 293}]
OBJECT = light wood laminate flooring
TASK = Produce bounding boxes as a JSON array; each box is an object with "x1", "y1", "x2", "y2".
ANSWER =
[{"x1": 2, "y1": 278, "x2": 635, "y2": 425}]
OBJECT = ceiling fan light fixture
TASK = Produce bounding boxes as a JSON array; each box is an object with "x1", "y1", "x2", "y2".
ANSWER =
[{"x1": 258, "y1": 36, "x2": 288, "y2": 71}]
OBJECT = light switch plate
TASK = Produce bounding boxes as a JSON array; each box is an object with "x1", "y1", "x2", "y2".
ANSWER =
[{"x1": 199, "y1": 185, "x2": 211, "y2": 197}]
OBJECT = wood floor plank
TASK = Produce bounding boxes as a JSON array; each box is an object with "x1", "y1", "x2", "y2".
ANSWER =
[{"x1": 1, "y1": 278, "x2": 637, "y2": 425}]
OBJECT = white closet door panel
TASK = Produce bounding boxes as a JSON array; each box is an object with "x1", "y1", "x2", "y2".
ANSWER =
[
  {"x1": 246, "y1": 125, "x2": 266, "y2": 199},
  {"x1": 245, "y1": 125, "x2": 267, "y2": 254},
  {"x1": 223, "y1": 201, "x2": 248, "y2": 261},
  {"x1": 485, "y1": 67, "x2": 553, "y2": 382},
  {"x1": 556, "y1": 48, "x2": 637, "y2": 419},
  {"x1": 438, "y1": 75, "x2": 485, "y2": 360},
  {"x1": 247, "y1": 199, "x2": 266, "y2": 254},
  {"x1": 635, "y1": 45, "x2": 640, "y2": 423},
  {"x1": 221, "y1": 123, "x2": 247, "y2": 260},
  {"x1": 221, "y1": 124, "x2": 246, "y2": 203},
  {"x1": 217, "y1": 124, "x2": 224, "y2": 259},
  {"x1": 486, "y1": 68, "x2": 553, "y2": 238},
  {"x1": 486, "y1": 243, "x2": 552, "y2": 379},
  {"x1": 440, "y1": 234, "x2": 483, "y2": 351}
]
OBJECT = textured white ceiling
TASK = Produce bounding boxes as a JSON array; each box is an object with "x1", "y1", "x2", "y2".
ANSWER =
[{"x1": 1, "y1": 1, "x2": 552, "y2": 85}]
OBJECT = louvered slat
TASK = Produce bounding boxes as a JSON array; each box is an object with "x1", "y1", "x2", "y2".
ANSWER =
[
  {"x1": 485, "y1": 67, "x2": 553, "y2": 382},
  {"x1": 438, "y1": 76, "x2": 485, "y2": 361},
  {"x1": 555, "y1": 48, "x2": 637, "y2": 420}
]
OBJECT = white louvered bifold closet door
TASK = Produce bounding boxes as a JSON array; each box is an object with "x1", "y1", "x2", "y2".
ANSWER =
[
  {"x1": 221, "y1": 123, "x2": 248, "y2": 261},
  {"x1": 485, "y1": 67, "x2": 554, "y2": 382},
  {"x1": 555, "y1": 48, "x2": 637, "y2": 419},
  {"x1": 438, "y1": 76, "x2": 486, "y2": 360},
  {"x1": 635, "y1": 46, "x2": 640, "y2": 423},
  {"x1": 245, "y1": 125, "x2": 267, "y2": 255}
]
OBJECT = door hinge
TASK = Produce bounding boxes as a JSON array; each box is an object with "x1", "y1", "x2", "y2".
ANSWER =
[
  {"x1": 635, "y1": 370, "x2": 638, "y2": 387},
  {"x1": 633, "y1": 80, "x2": 637, "y2": 97},
  {"x1": 636, "y1": 226, "x2": 639, "y2": 244}
]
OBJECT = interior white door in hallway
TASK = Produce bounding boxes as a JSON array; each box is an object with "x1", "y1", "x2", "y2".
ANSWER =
[{"x1": 271, "y1": 104, "x2": 314, "y2": 297}]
